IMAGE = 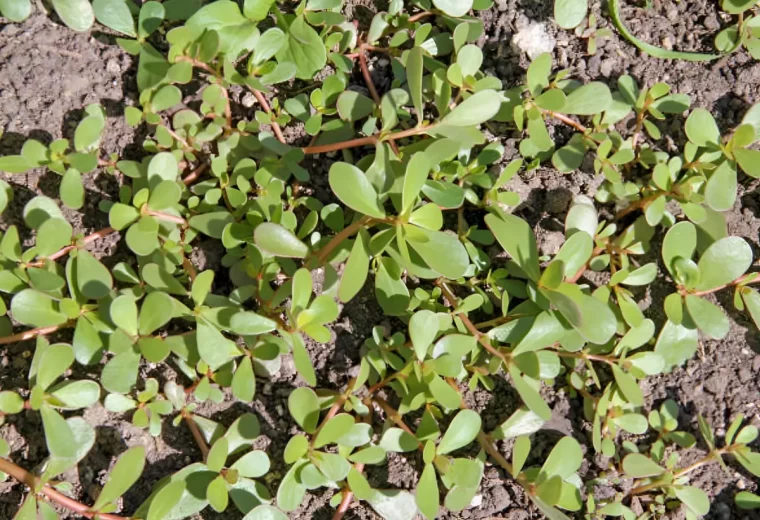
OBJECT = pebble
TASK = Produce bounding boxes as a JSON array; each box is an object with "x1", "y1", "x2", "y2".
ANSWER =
[
  {"x1": 469, "y1": 495, "x2": 483, "y2": 508},
  {"x1": 662, "y1": 37, "x2": 673, "y2": 50},
  {"x1": 241, "y1": 92, "x2": 256, "y2": 108},
  {"x1": 704, "y1": 15, "x2": 720, "y2": 31},
  {"x1": 753, "y1": 355, "x2": 760, "y2": 372},
  {"x1": 106, "y1": 58, "x2": 120, "y2": 74},
  {"x1": 511, "y1": 23, "x2": 556, "y2": 59}
]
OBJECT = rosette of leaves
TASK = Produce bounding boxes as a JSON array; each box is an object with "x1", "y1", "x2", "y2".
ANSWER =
[
  {"x1": 134, "y1": 412, "x2": 272, "y2": 519},
  {"x1": 715, "y1": 5, "x2": 760, "y2": 57},
  {"x1": 0, "y1": 105, "x2": 106, "y2": 209},
  {"x1": 661, "y1": 221, "x2": 754, "y2": 340},
  {"x1": 104, "y1": 378, "x2": 173, "y2": 436},
  {"x1": 610, "y1": 414, "x2": 760, "y2": 519}
]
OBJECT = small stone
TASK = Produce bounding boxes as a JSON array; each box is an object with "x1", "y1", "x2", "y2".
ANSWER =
[
  {"x1": 752, "y1": 355, "x2": 760, "y2": 372},
  {"x1": 737, "y1": 479, "x2": 746, "y2": 490},
  {"x1": 600, "y1": 59, "x2": 615, "y2": 78},
  {"x1": 512, "y1": 23, "x2": 556, "y2": 59},
  {"x1": 469, "y1": 494, "x2": 483, "y2": 508},
  {"x1": 739, "y1": 367, "x2": 752, "y2": 382},
  {"x1": 106, "y1": 58, "x2": 120, "y2": 74},
  {"x1": 704, "y1": 371, "x2": 728, "y2": 395},
  {"x1": 662, "y1": 37, "x2": 673, "y2": 50},
  {"x1": 497, "y1": 0, "x2": 508, "y2": 11},
  {"x1": 241, "y1": 92, "x2": 256, "y2": 108},
  {"x1": 704, "y1": 15, "x2": 720, "y2": 31}
]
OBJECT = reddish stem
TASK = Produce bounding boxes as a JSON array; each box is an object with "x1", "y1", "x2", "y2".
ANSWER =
[
  {"x1": 314, "y1": 216, "x2": 373, "y2": 265},
  {"x1": 0, "y1": 321, "x2": 74, "y2": 345},
  {"x1": 0, "y1": 457, "x2": 126, "y2": 519},
  {"x1": 27, "y1": 227, "x2": 116, "y2": 268},
  {"x1": 184, "y1": 413, "x2": 210, "y2": 461},
  {"x1": 545, "y1": 111, "x2": 588, "y2": 133},
  {"x1": 182, "y1": 163, "x2": 208, "y2": 185},
  {"x1": 250, "y1": 89, "x2": 287, "y2": 144},
  {"x1": 358, "y1": 44, "x2": 381, "y2": 106}
]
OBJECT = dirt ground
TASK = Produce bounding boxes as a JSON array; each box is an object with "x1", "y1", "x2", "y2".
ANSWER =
[{"x1": 1, "y1": 0, "x2": 760, "y2": 519}]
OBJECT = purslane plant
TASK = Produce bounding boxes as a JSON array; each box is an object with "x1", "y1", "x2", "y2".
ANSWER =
[{"x1": 0, "y1": 1, "x2": 759, "y2": 519}]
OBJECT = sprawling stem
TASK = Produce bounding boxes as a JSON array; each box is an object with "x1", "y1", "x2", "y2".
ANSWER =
[
  {"x1": 302, "y1": 124, "x2": 434, "y2": 155},
  {"x1": 310, "y1": 379, "x2": 356, "y2": 448},
  {"x1": 553, "y1": 349, "x2": 618, "y2": 366},
  {"x1": 0, "y1": 321, "x2": 75, "y2": 345},
  {"x1": 371, "y1": 397, "x2": 423, "y2": 449},
  {"x1": 183, "y1": 412, "x2": 210, "y2": 461},
  {"x1": 182, "y1": 163, "x2": 208, "y2": 185},
  {"x1": 358, "y1": 44, "x2": 381, "y2": 106},
  {"x1": 0, "y1": 457, "x2": 126, "y2": 519},
  {"x1": 615, "y1": 192, "x2": 661, "y2": 220},
  {"x1": 630, "y1": 448, "x2": 729, "y2": 496},
  {"x1": 437, "y1": 280, "x2": 511, "y2": 366},
  {"x1": 27, "y1": 227, "x2": 116, "y2": 268},
  {"x1": 314, "y1": 216, "x2": 373, "y2": 265},
  {"x1": 545, "y1": 111, "x2": 588, "y2": 133},
  {"x1": 689, "y1": 272, "x2": 760, "y2": 297},
  {"x1": 249, "y1": 88, "x2": 287, "y2": 144}
]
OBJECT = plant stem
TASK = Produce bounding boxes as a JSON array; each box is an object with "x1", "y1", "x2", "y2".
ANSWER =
[
  {"x1": 27, "y1": 227, "x2": 116, "y2": 268},
  {"x1": 301, "y1": 124, "x2": 434, "y2": 155},
  {"x1": 145, "y1": 210, "x2": 187, "y2": 226},
  {"x1": 183, "y1": 412, "x2": 210, "y2": 462},
  {"x1": 371, "y1": 397, "x2": 423, "y2": 449},
  {"x1": 182, "y1": 163, "x2": 208, "y2": 185},
  {"x1": 408, "y1": 11, "x2": 435, "y2": 22},
  {"x1": 566, "y1": 245, "x2": 606, "y2": 283},
  {"x1": 473, "y1": 313, "x2": 532, "y2": 330},
  {"x1": 162, "y1": 125, "x2": 193, "y2": 152},
  {"x1": 0, "y1": 321, "x2": 75, "y2": 345},
  {"x1": 615, "y1": 192, "x2": 661, "y2": 220},
  {"x1": 689, "y1": 272, "x2": 760, "y2": 296},
  {"x1": 545, "y1": 111, "x2": 588, "y2": 133},
  {"x1": 630, "y1": 449, "x2": 726, "y2": 495},
  {"x1": 437, "y1": 281, "x2": 511, "y2": 366},
  {"x1": 314, "y1": 216, "x2": 373, "y2": 265},
  {"x1": 553, "y1": 349, "x2": 618, "y2": 366},
  {"x1": 310, "y1": 379, "x2": 356, "y2": 448},
  {"x1": 249, "y1": 88, "x2": 287, "y2": 144},
  {"x1": 358, "y1": 44, "x2": 381, "y2": 106},
  {"x1": 0, "y1": 457, "x2": 127, "y2": 519}
]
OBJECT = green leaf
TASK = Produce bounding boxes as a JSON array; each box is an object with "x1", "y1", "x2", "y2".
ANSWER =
[
  {"x1": 110, "y1": 295, "x2": 138, "y2": 336},
  {"x1": 93, "y1": 0, "x2": 136, "y2": 37},
  {"x1": 609, "y1": 0, "x2": 721, "y2": 61},
  {"x1": 61, "y1": 169, "x2": 85, "y2": 209},
  {"x1": 540, "y1": 436, "x2": 582, "y2": 479},
  {"x1": 10, "y1": 289, "x2": 68, "y2": 328},
  {"x1": 554, "y1": 0, "x2": 587, "y2": 29},
  {"x1": 189, "y1": 210, "x2": 234, "y2": 239},
  {"x1": 613, "y1": 413, "x2": 649, "y2": 434},
  {"x1": 686, "y1": 108, "x2": 721, "y2": 147},
  {"x1": 206, "y1": 475, "x2": 229, "y2": 512},
  {"x1": 0, "y1": 0, "x2": 32, "y2": 22},
  {"x1": 380, "y1": 428, "x2": 419, "y2": 452},
  {"x1": 407, "y1": 47, "x2": 424, "y2": 125},
  {"x1": 402, "y1": 153, "x2": 431, "y2": 214},
  {"x1": 337, "y1": 91, "x2": 374, "y2": 122},
  {"x1": 138, "y1": 291, "x2": 174, "y2": 335},
  {"x1": 314, "y1": 413, "x2": 355, "y2": 448},
  {"x1": 36, "y1": 343, "x2": 74, "y2": 390},
  {"x1": 622, "y1": 453, "x2": 664, "y2": 477},
  {"x1": 242, "y1": 505, "x2": 289, "y2": 520},
  {"x1": 76, "y1": 249, "x2": 113, "y2": 300},
  {"x1": 328, "y1": 162, "x2": 385, "y2": 218},
  {"x1": 206, "y1": 437, "x2": 229, "y2": 472},
  {"x1": 705, "y1": 160, "x2": 737, "y2": 212},
  {"x1": 486, "y1": 213, "x2": 540, "y2": 281},
  {"x1": 232, "y1": 356, "x2": 255, "y2": 402},
  {"x1": 405, "y1": 226, "x2": 469, "y2": 279},
  {"x1": 102, "y1": 349, "x2": 140, "y2": 394},
  {"x1": 288, "y1": 387, "x2": 320, "y2": 434},
  {"x1": 674, "y1": 486, "x2": 710, "y2": 516},
  {"x1": 437, "y1": 410, "x2": 481, "y2": 454},
  {"x1": 229, "y1": 311, "x2": 277, "y2": 336},
  {"x1": 197, "y1": 319, "x2": 238, "y2": 370},
  {"x1": 562, "y1": 82, "x2": 612, "y2": 115},
  {"x1": 415, "y1": 463, "x2": 439, "y2": 520},
  {"x1": 244, "y1": 0, "x2": 276, "y2": 21},
  {"x1": 313, "y1": 451, "x2": 351, "y2": 481},
  {"x1": 695, "y1": 236, "x2": 752, "y2": 291},
  {"x1": 254, "y1": 222, "x2": 309, "y2": 258},
  {"x1": 736, "y1": 491, "x2": 760, "y2": 510},
  {"x1": 41, "y1": 405, "x2": 76, "y2": 458},
  {"x1": 611, "y1": 364, "x2": 643, "y2": 405},
  {"x1": 138, "y1": 1, "x2": 164, "y2": 39},
  {"x1": 277, "y1": 15, "x2": 326, "y2": 80},
  {"x1": 339, "y1": 230, "x2": 370, "y2": 303},
  {"x1": 146, "y1": 480, "x2": 186, "y2": 520},
  {"x1": 93, "y1": 446, "x2": 146, "y2": 511},
  {"x1": 442, "y1": 89, "x2": 502, "y2": 126},
  {"x1": 509, "y1": 365, "x2": 551, "y2": 421},
  {"x1": 432, "y1": 0, "x2": 472, "y2": 16},
  {"x1": 0, "y1": 154, "x2": 33, "y2": 173},
  {"x1": 685, "y1": 295, "x2": 729, "y2": 340},
  {"x1": 52, "y1": 0, "x2": 95, "y2": 31},
  {"x1": 662, "y1": 221, "x2": 696, "y2": 273}
]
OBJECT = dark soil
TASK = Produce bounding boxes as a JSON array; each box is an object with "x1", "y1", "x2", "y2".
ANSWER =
[{"x1": 1, "y1": 1, "x2": 759, "y2": 519}]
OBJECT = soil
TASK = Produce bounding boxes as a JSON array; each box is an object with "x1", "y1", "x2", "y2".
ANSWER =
[{"x1": 1, "y1": 0, "x2": 760, "y2": 519}]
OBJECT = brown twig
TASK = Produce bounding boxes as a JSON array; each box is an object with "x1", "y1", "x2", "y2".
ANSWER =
[
  {"x1": 408, "y1": 11, "x2": 436, "y2": 23},
  {"x1": 249, "y1": 89, "x2": 286, "y2": 144},
  {"x1": 145, "y1": 210, "x2": 187, "y2": 226},
  {"x1": 358, "y1": 44, "x2": 381, "y2": 106},
  {"x1": 26, "y1": 227, "x2": 116, "y2": 268},
  {"x1": 0, "y1": 457, "x2": 126, "y2": 519},
  {"x1": 545, "y1": 111, "x2": 588, "y2": 133},
  {"x1": 183, "y1": 412, "x2": 210, "y2": 461}
]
